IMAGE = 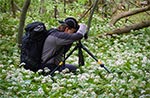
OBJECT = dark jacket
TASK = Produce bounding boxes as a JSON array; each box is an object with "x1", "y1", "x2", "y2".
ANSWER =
[{"x1": 42, "y1": 29, "x2": 83, "y2": 66}]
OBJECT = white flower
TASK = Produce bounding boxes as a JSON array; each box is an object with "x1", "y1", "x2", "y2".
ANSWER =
[
  {"x1": 120, "y1": 80, "x2": 126, "y2": 84},
  {"x1": 77, "y1": 73, "x2": 89, "y2": 81},
  {"x1": 37, "y1": 69, "x2": 43, "y2": 73},
  {"x1": 0, "y1": 64, "x2": 3, "y2": 67},
  {"x1": 111, "y1": 79, "x2": 117, "y2": 84},
  {"x1": 90, "y1": 91, "x2": 97, "y2": 97},
  {"x1": 54, "y1": 71, "x2": 59, "y2": 74},
  {"x1": 126, "y1": 90, "x2": 132, "y2": 94},
  {"x1": 80, "y1": 91, "x2": 88, "y2": 95},
  {"x1": 8, "y1": 86, "x2": 13, "y2": 90},
  {"x1": 63, "y1": 93, "x2": 72, "y2": 97},
  {"x1": 34, "y1": 76, "x2": 41, "y2": 81},
  {"x1": 44, "y1": 67, "x2": 50, "y2": 73},
  {"x1": 67, "y1": 78, "x2": 75, "y2": 83},
  {"x1": 70, "y1": 75, "x2": 76, "y2": 78},
  {"x1": 51, "y1": 83, "x2": 60, "y2": 92},
  {"x1": 13, "y1": 86, "x2": 18, "y2": 90},
  {"x1": 142, "y1": 56, "x2": 147, "y2": 63},
  {"x1": 139, "y1": 94, "x2": 150, "y2": 98},
  {"x1": 108, "y1": 93, "x2": 114, "y2": 97},
  {"x1": 38, "y1": 87, "x2": 44, "y2": 95},
  {"x1": 95, "y1": 75, "x2": 100, "y2": 79},
  {"x1": 119, "y1": 88, "x2": 125, "y2": 94},
  {"x1": 141, "y1": 81, "x2": 146, "y2": 87},
  {"x1": 10, "y1": 64, "x2": 14, "y2": 68},
  {"x1": 19, "y1": 62, "x2": 26, "y2": 67},
  {"x1": 128, "y1": 95, "x2": 134, "y2": 98},
  {"x1": 147, "y1": 79, "x2": 150, "y2": 83},
  {"x1": 87, "y1": 87, "x2": 93, "y2": 92},
  {"x1": 114, "y1": 59, "x2": 125, "y2": 66},
  {"x1": 106, "y1": 73, "x2": 113, "y2": 79},
  {"x1": 115, "y1": 93, "x2": 119, "y2": 97},
  {"x1": 94, "y1": 78, "x2": 99, "y2": 83},
  {"x1": 76, "y1": 68, "x2": 80, "y2": 72},
  {"x1": 62, "y1": 68, "x2": 69, "y2": 73},
  {"x1": 41, "y1": 78, "x2": 46, "y2": 83},
  {"x1": 141, "y1": 90, "x2": 146, "y2": 94},
  {"x1": 90, "y1": 73, "x2": 95, "y2": 79},
  {"x1": 67, "y1": 84, "x2": 72, "y2": 87}
]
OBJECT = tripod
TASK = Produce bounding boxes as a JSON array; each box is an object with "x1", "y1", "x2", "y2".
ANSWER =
[{"x1": 50, "y1": 41, "x2": 110, "y2": 75}]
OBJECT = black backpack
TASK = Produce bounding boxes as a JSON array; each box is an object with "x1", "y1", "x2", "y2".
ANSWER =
[{"x1": 20, "y1": 22, "x2": 53, "y2": 72}]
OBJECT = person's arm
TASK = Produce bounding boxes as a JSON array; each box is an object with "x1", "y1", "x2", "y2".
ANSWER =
[{"x1": 55, "y1": 24, "x2": 87, "y2": 45}]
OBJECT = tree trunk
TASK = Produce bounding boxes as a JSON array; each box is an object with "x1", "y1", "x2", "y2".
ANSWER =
[
  {"x1": 101, "y1": 0, "x2": 107, "y2": 18},
  {"x1": 10, "y1": 0, "x2": 16, "y2": 17},
  {"x1": 10, "y1": 0, "x2": 21, "y2": 16},
  {"x1": 86, "y1": 0, "x2": 99, "y2": 39},
  {"x1": 109, "y1": 5, "x2": 150, "y2": 26},
  {"x1": 54, "y1": 0, "x2": 59, "y2": 19},
  {"x1": 105, "y1": 20, "x2": 150, "y2": 35},
  {"x1": 88, "y1": 0, "x2": 92, "y2": 6},
  {"x1": 78, "y1": 4, "x2": 93, "y2": 22},
  {"x1": 64, "y1": 0, "x2": 66, "y2": 13},
  {"x1": 18, "y1": 0, "x2": 31, "y2": 48},
  {"x1": 14, "y1": 1, "x2": 21, "y2": 11},
  {"x1": 39, "y1": 0, "x2": 46, "y2": 14}
]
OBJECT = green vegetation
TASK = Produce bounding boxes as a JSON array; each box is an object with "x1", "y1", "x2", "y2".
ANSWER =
[{"x1": 0, "y1": 0, "x2": 150, "y2": 97}]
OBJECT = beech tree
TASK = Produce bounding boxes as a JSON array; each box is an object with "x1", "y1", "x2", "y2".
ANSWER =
[{"x1": 18, "y1": 0, "x2": 31, "y2": 48}]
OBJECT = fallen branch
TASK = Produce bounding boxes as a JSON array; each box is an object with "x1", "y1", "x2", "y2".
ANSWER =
[
  {"x1": 109, "y1": 5, "x2": 150, "y2": 26},
  {"x1": 104, "y1": 20, "x2": 150, "y2": 36}
]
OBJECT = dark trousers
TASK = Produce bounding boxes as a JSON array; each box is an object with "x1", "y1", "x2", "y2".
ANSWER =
[{"x1": 43, "y1": 63, "x2": 77, "y2": 75}]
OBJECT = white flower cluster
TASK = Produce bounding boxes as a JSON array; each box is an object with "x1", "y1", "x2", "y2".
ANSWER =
[{"x1": 1, "y1": 24, "x2": 150, "y2": 97}]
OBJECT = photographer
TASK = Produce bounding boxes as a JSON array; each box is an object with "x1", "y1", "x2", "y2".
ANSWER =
[{"x1": 42, "y1": 17, "x2": 87, "y2": 73}]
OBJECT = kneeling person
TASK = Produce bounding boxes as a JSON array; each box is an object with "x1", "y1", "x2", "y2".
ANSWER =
[{"x1": 42, "y1": 17, "x2": 87, "y2": 74}]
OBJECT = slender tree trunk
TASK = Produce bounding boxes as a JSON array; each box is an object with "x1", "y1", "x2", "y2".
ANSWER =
[
  {"x1": 10, "y1": 0, "x2": 16, "y2": 17},
  {"x1": 101, "y1": 0, "x2": 107, "y2": 18},
  {"x1": 39, "y1": 0, "x2": 46, "y2": 14},
  {"x1": 14, "y1": 2, "x2": 21, "y2": 11},
  {"x1": 88, "y1": 0, "x2": 92, "y2": 6},
  {"x1": 64, "y1": 0, "x2": 66, "y2": 13},
  {"x1": 54, "y1": 0, "x2": 58, "y2": 19},
  {"x1": 18, "y1": 0, "x2": 31, "y2": 48},
  {"x1": 109, "y1": 5, "x2": 150, "y2": 26},
  {"x1": 86, "y1": 0, "x2": 99, "y2": 39},
  {"x1": 78, "y1": 4, "x2": 93, "y2": 22},
  {"x1": 10, "y1": 0, "x2": 21, "y2": 16}
]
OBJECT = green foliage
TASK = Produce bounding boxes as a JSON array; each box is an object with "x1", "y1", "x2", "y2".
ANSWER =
[
  {"x1": 0, "y1": 0, "x2": 10, "y2": 13},
  {"x1": 0, "y1": 0, "x2": 150, "y2": 98},
  {"x1": 0, "y1": 13, "x2": 19, "y2": 36},
  {"x1": 0, "y1": 0, "x2": 24, "y2": 13},
  {"x1": 77, "y1": 0, "x2": 88, "y2": 5}
]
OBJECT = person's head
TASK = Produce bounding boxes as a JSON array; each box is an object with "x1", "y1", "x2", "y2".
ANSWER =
[{"x1": 58, "y1": 17, "x2": 79, "y2": 34}]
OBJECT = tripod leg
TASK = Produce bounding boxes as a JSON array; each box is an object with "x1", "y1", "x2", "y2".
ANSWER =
[
  {"x1": 50, "y1": 65, "x2": 60, "y2": 76},
  {"x1": 49, "y1": 61, "x2": 64, "y2": 76},
  {"x1": 78, "y1": 46, "x2": 84, "y2": 66},
  {"x1": 64, "y1": 45, "x2": 79, "y2": 61},
  {"x1": 65, "y1": 41, "x2": 85, "y2": 66},
  {"x1": 50, "y1": 45, "x2": 79, "y2": 76},
  {"x1": 81, "y1": 44, "x2": 111, "y2": 73}
]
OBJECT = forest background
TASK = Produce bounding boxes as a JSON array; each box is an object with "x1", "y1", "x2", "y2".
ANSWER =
[{"x1": 0, "y1": 0, "x2": 150, "y2": 97}]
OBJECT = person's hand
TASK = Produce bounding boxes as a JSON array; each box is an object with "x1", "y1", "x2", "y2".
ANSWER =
[{"x1": 77, "y1": 24, "x2": 87, "y2": 36}]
